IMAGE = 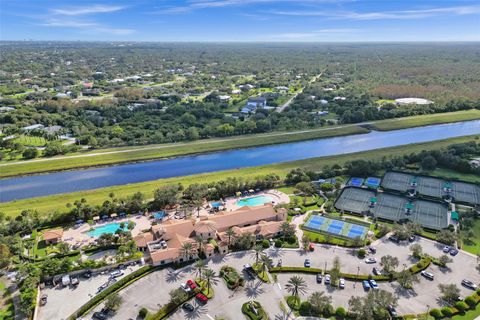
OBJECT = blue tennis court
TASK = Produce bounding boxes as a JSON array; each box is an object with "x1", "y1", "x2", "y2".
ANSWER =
[
  {"x1": 365, "y1": 177, "x2": 381, "y2": 188},
  {"x1": 304, "y1": 214, "x2": 368, "y2": 239},
  {"x1": 348, "y1": 177, "x2": 364, "y2": 187}
]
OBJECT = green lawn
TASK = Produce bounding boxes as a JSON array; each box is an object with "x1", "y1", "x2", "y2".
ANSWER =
[
  {"x1": 460, "y1": 217, "x2": 480, "y2": 255},
  {"x1": 1, "y1": 134, "x2": 479, "y2": 218},
  {"x1": 452, "y1": 303, "x2": 480, "y2": 320},
  {"x1": 13, "y1": 135, "x2": 47, "y2": 147},
  {"x1": 370, "y1": 109, "x2": 480, "y2": 131},
  {"x1": 428, "y1": 168, "x2": 480, "y2": 183}
]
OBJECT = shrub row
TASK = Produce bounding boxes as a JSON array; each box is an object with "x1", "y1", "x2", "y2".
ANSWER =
[
  {"x1": 428, "y1": 292, "x2": 480, "y2": 319},
  {"x1": 147, "y1": 291, "x2": 195, "y2": 320},
  {"x1": 68, "y1": 265, "x2": 156, "y2": 320}
]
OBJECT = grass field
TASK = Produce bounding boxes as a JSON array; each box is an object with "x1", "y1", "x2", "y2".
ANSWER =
[
  {"x1": 2, "y1": 110, "x2": 479, "y2": 178},
  {"x1": 428, "y1": 168, "x2": 480, "y2": 183},
  {"x1": 13, "y1": 135, "x2": 47, "y2": 147},
  {"x1": 460, "y1": 218, "x2": 480, "y2": 255},
  {"x1": 1, "y1": 134, "x2": 478, "y2": 218},
  {"x1": 370, "y1": 109, "x2": 480, "y2": 131}
]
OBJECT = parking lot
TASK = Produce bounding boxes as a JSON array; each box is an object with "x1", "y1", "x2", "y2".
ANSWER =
[
  {"x1": 57, "y1": 236, "x2": 478, "y2": 319},
  {"x1": 37, "y1": 264, "x2": 141, "y2": 320}
]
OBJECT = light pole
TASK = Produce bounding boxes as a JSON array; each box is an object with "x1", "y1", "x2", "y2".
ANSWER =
[{"x1": 354, "y1": 266, "x2": 360, "y2": 288}]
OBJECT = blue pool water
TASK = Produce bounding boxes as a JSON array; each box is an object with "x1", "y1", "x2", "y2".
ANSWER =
[
  {"x1": 210, "y1": 202, "x2": 222, "y2": 208},
  {"x1": 153, "y1": 211, "x2": 166, "y2": 219},
  {"x1": 236, "y1": 195, "x2": 273, "y2": 207},
  {"x1": 86, "y1": 222, "x2": 127, "y2": 237}
]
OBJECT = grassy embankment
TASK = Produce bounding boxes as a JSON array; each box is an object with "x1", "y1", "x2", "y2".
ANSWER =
[
  {"x1": 370, "y1": 109, "x2": 480, "y2": 131},
  {"x1": 2, "y1": 109, "x2": 480, "y2": 178},
  {"x1": 1, "y1": 134, "x2": 479, "y2": 218}
]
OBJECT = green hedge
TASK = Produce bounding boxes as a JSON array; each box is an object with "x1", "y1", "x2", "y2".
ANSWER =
[
  {"x1": 147, "y1": 292, "x2": 195, "y2": 320},
  {"x1": 68, "y1": 265, "x2": 156, "y2": 320},
  {"x1": 241, "y1": 301, "x2": 268, "y2": 320},
  {"x1": 269, "y1": 258, "x2": 430, "y2": 282}
]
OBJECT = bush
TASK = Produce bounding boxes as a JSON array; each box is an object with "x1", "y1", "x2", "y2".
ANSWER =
[
  {"x1": 335, "y1": 307, "x2": 347, "y2": 319},
  {"x1": 441, "y1": 307, "x2": 453, "y2": 317},
  {"x1": 455, "y1": 301, "x2": 469, "y2": 312},
  {"x1": 261, "y1": 239, "x2": 270, "y2": 249},
  {"x1": 286, "y1": 295, "x2": 300, "y2": 310},
  {"x1": 299, "y1": 301, "x2": 313, "y2": 316},
  {"x1": 241, "y1": 301, "x2": 267, "y2": 320},
  {"x1": 429, "y1": 308, "x2": 443, "y2": 318},
  {"x1": 275, "y1": 240, "x2": 283, "y2": 248},
  {"x1": 322, "y1": 304, "x2": 335, "y2": 318},
  {"x1": 465, "y1": 295, "x2": 477, "y2": 308},
  {"x1": 357, "y1": 249, "x2": 366, "y2": 258},
  {"x1": 138, "y1": 307, "x2": 148, "y2": 319}
]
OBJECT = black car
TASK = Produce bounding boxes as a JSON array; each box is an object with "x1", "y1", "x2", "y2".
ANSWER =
[
  {"x1": 389, "y1": 236, "x2": 399, "y2": 243},
  {"x1": 408, "y1": 235, "x2": 416, "y2": 242},
  {"x1": 182, "y1": 303, "x2": 195, "y2": 312},
  {"x1": 368, "y1": 246, "x2": 376, "y2": 254},
  {"x1": 316, "y1": 274, "x2": 323, "y2": 283},
  {"x1": 82, "y1": 271, "x2": 92, "y2": 278},
  {"x1": 449, "y1": 248, "x2": 459, "y2": 256},
  {"x1": 92, "y1": 312, "x2": 108, "y2": 320},
  {"x1": 387, "y1": 305, "x2": 398, "y2": 318}
]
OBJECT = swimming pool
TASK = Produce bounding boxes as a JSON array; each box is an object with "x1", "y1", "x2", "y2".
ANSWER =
[
  {"x1": 236, "y1": 195, "x2": 273, "y2": 207},
  {"x1": 86, "y1": 222, "x2": 128, "y2": 237}
]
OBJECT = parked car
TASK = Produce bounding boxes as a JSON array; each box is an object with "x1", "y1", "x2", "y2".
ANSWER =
[
  {"x1": 368, "y1": 246, "x2": 376, "y2": 254},
  {"x1": 389, "y1": 236, "x2": 399, "y2": 243},
  {"x1": 449, "y1": 248, "x2": 459, "y2": 256},
  {"x1": 387, "y1": 305, "x2": 398, "y2": 317},
  {"x1": 304, "y1": 259, "x2": 311, "y2": 268},
  {"x1": 182, "y1": 303, "x2": 195, "y2": 312},
  {"x1": 40, "y1": 294, "x2": 48, "y2": 306},
  {"x1": 461, "y1": 279, "x2": 478, "y2": 290},
  {"x1": 96, "y1": 283, "x2": 108, "y2": 293},
  {"x1": 339, "y1": 278, "x2": 345, "y2": 289},
  {"x1": 373, "y1": 267, "x2": 381, "y2": 275},
  {"x1": 365, "y1": 258, "x2": 376, "y2": 264},
  {"x1": 408, "y1": 235, "x2": 416, "y2": 242},
  {"x1": 243, "y1": 264, "x2": 256, "y2": 279},
  {"x1": 181, "y1": 283, "x2": 191, "y2": 292},
  {"x1": 187, "y1": 279, "x2": 197, "y2": 290},
  {"x1": 369, "y1": 279, "x2": 378, "y2": 289},
  {"x1": 92, "y1": 312, "x2": 108, "y2": 320},
  {"x1": 309, "y1": 243, "x2": 315, "y2": 251},
  {"x1": 110, "y1": 270, "x2": 124, "y2": 278},
  {"x1": 70, "y1": 277, "x2": 79, "y2": 287},
  {"x1": 443, "y1": 246, "x2": 451, "y2": 253},
  {"x1": 324, "y1": 274, "x2": 331, "y2": 285},
  {"x1": 81, "y1": 271, "x2": 92, "y2": 279},
  {"x1": 196, "y1": 293, "x2": 208, "y2": 303},
  {"x1": 420, "y1": 271, "x2": 434, "y2": 280},
  {"x1": 316, "y1": 274, "x2": 322, "y2": 283},
  {"x1": 277, "y1": 259, "x2": 282, "y2": 267},
  {"x1": 362, "y1": 280, "x2": 371, "y2": 290}
]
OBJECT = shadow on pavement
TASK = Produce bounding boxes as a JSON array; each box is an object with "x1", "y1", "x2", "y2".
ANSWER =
[{"x1": 244, "y1": 281, "x2": 265, "y2": 299}]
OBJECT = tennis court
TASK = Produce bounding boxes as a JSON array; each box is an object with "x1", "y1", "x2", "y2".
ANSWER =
[
  {"x1": 334, "y1": 187, "x2": 375, "y2": 214},
  {"x1": 364, "y1": 177, "x2": 382, "y2": 188},
  {"x1": 303, "y1": 214, "x2": 368, "y2": 239},
  {"x1": 416, "y1": 176, "x2": 444, "y2": 198},
  {"x1": 451, "y1": 181, "x2": 480, "y2": 205},
  {"x1": 347, "y1": 177, "x2": 364, "y2": 187},
  {"x1": 371, "y1": 193, "x2": 448, "y2": 230}
]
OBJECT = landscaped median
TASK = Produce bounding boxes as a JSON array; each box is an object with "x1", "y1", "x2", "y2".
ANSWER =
[
  {"x1": 67, "y1": 265, "x2": 158, "y2": 320},
  {"x1": 242, "y1": 301, "x2": 269, "y2": 320},
  {"x1": 268, "y1": 257, "x2": 431, "y2": 282}
]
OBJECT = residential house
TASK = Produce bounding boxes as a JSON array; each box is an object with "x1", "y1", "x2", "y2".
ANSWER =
[{"x1": 241, "y1": 96, "x2": 267, "y2": 114}]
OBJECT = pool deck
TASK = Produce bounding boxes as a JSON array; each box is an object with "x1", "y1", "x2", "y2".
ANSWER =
[
  {"x1": 62, "y1": 215, "x2": 151, "y2": 247},
  {"x1": 224, "y1": 190, "x2": 290, "y2": 211}
]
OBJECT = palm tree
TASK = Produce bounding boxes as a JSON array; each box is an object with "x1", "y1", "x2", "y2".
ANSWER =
[
  {"x1": 180, "y1": 242, "x2": 194, "y2": 261},
  {"x1": 195, "y1": 236, "x2": 206, "y2": 254},
  {"x1": 202, "y1": 268, "x2": 218, "y2": 295},
  {"x1": 285, "y1": 276, "x2": 308, "y2": 302},
  {"x1": 251, "y1": 244, "x2": 265, "y2": 264},
  {"x1": 225, "y1": 228, "x2": 236, "y2": 247},
  {"x1": 258, "y1": 254, "x2": 272, "y2": 278},
  {"x1": 308, "y1": 291, "x2": 332, "y2": 315},
  {"x1": 280, "y1": 222, "x2": 294, "y2": 241},
  {"x1": 194, "y1": 259, "x2": 206, "y2": 280}
]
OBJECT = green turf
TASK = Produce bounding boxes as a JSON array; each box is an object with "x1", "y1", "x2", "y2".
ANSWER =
[
  {"x1": 452, "y1": 303, "x2": 480, "y2": 320},
  {"x1": 13, "y1": 135, "x2": 47, "y2": 147},
  {"x1": 1, "y1": 134, "x2": 479, "y2": 218},
  {"x1": 370, "y1": 109, "x2": 480, "y2": 131},
  {"x1": 460, "y1": 217, "x2": 480, "y2": 255}
]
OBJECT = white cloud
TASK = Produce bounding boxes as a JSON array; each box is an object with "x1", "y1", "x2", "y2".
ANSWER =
[
  {"x1": 51, "y1": 5, "x2": 126, "y2": 16},
  {"x1": 271, "y1": 5, "x2": 480, "y2": 20}
]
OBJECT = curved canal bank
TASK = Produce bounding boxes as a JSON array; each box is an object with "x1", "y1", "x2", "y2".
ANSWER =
[{"x1": 1, "y1": 120, "x2": 479, "y2": 202}]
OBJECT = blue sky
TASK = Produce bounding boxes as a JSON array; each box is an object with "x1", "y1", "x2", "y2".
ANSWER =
[{"x1": 1, "y1": 0, "x2": 479, "y2": 41}]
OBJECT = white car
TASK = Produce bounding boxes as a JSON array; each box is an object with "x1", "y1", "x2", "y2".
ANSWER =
[
  {"x1": 181, "y1": 283, "x2": 191, "y2": 292},
  {"x1": 421, "y1": 271, "x2": 434, "y2": 280},
  {"x1": 339, "y1": 278, "x2": 345, "y2": 289},
  {"x1": 365, "y1": 258, "x2": 376, "y2": 264},
  {"x1": 443, "y1": 246, "x2": 451, "y2": 253},
  {"x1": 324, "y1": 274, "x2": 331, "y2": 285}
]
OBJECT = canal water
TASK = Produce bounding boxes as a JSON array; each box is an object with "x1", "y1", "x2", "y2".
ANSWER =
[{"x1": 1, "y1": 120, "x2": 479, "y2": 202}]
